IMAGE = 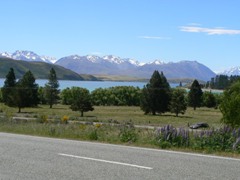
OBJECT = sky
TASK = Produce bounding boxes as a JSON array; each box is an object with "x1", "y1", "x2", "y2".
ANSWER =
[{"x1": 0, "y1": 0, "x2": 239, "y2": 72}]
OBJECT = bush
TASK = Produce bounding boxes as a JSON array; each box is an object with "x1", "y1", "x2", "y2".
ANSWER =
[
  {"x1": 193, "y1": 126, "x2": 240, "y2": 151},
  {"x1": 89, "y1": 129, "x2": 98, "y2": 140},
  {"x1": 154, "y1": 125, "x2": 190, "y2": 148},
  {"x1": 220, "y1": 80, "x2": 240, "y2": 127},
  {"x1": 119, "y1": 121, "x2": 137, "y2": 143}
]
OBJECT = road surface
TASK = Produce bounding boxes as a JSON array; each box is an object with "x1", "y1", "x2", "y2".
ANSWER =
[{"x1": 0, "y1": 132, "x2": 239, "y2": 179}]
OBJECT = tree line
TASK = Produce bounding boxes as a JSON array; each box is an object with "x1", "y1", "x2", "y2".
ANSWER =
[
  {"x1": 2, "y1": 68, "x2": 240, "y2": 127},
  {"x1": 1, "y1": 68, "x2": 221, "y2": 116},
  {"x1": 205, "y1": 75, "x2": 240, "y2": 90}
]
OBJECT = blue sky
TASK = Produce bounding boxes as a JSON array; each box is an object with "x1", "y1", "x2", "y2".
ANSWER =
[{"x1": 0, "y1": 0, "x2": 239, "y2": 72}]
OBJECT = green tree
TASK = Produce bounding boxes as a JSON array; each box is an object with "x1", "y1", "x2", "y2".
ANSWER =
[
  {"x1": 91, "y1": 86, "x2": 141, "y2": 106},
  {"x1": 140, "y1": 70, "x2": 171, "y2": 115},
  {"x1": 1, "y1": 68, "x2": 17, "y2": 106},
  {"x1": 60, "y1": 88, "x2": 72, "y2": 105},
  {"x1": 38, "y1": 87, "x2": 47, "y2": 104},
  {"x1": 220, "y1": 80, "x2": 240, "y2": 127},
  {"x1": 0, "y1": 88, "x2": 3, "y2": 102},
  {"x1": 202, "y1": 91, "x2": 216, "y2": 108},
  {"x1": 69, "y1": 87, "x2": 94, "y2": 117},
  {"x1": 45, "y1": 68, "x2": 60, "y2": 108},
  {"x1": 188, "y1": 80, "x2": 203, "y2": 110},
  {"x1": 169, "y1": 88, "x2": 187, "y2": 117},
  {"x1": 15, "y1": 71, "x2": 39, "y2": 113}
]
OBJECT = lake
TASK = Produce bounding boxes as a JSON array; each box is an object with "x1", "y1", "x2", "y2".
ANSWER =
[{"x1": 0, "y1": 79, "x2": 180, "y2": 91}]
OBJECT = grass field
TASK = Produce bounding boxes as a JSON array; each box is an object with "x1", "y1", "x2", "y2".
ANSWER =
[
  {"x1": 1, "y1": 103, "x2": 240, "y2": 157},
  {"x1": 0, "y1": 103, "x2": 223, "y2": 128}
]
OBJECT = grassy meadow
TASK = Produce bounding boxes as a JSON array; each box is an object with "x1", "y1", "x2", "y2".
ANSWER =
[
  {"x1": 0, "y1": 103, "x2": 223, "y2": 128},
  {"x1": 2, "y1": 103, "x2": 240, "y2": 157}
]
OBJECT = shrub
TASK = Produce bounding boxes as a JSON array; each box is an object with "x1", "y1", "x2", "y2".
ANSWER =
[
  {"x1": 39, "y1": 115, "x2": 48, "y2": 123},
  {"x1": 89, "y1": 129, "x2": 98, "y2": 140},
  {"x1": 154, "y1": 125, "x2": 190, "y2": 148},
  {"x1": 193, "y1": 126, "x2": 240, "y2": 151},
  {"x1": 119, "y1": 121, "x2": 137, "y2": 143},
  {"x1": 61, "y1": 115, "x2": 69, "y2": 124}
]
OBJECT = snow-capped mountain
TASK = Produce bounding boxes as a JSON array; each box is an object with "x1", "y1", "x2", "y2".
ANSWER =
[
  {"x1": 125, "y1": 58, "x2": 144, "y2": 66},
  {"x1": 1, "y1": 50, "x2": 216, "y2": 81},
  {"x1": 103, "y1": 55, "x2": 125, "y2": 64},
  {"x1": 56, "y1": 55, "x2": 216, "y2": 81},
  {"x1": 0, "y1": 50, "x2": 57, "y2": 63},
  {"x1": 148, "y1": 60, "x2": 165, "y2": 65},
  {"x1": 219, "y1": 66, "x2": 240, "y2": 76}
]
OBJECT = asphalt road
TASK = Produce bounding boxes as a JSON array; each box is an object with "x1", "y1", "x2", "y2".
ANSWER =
[{"x1": 0, "y1": 133, "x2": 240, "y2": 180}]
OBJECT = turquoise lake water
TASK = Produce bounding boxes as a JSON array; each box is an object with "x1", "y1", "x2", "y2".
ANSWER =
[{"x1": 0, "y1": 79, "x2": 180, "y2": 91}]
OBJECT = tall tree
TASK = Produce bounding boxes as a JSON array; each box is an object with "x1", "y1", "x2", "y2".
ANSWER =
[
  {"x1": 15, "y1": 71, "x2": 39, "y2": 113},
  {"x1": 170, "y1": 88, "x2": 187, "y2": 117},
  {"x1": 45, "y1": 68, "x2": 60, "y2": 108},
  {"x1": 188, "y1": 79, "x2": 203, "y2": 110},
  {"x1": 220, "y1": 80, "x2": 240, "y2": 127},
  {"x1": 1, "y1": 68, "x2": 16, "y2": 106},
  {"x1": 69, "y1": 87, "x2": 94, "y2": 117},
  {"x1": 202, "y1": 91, "x2": 216, "y2": 108},
  {"x1": 140, "y1": 70, "x2": 171, "y2": 115}
]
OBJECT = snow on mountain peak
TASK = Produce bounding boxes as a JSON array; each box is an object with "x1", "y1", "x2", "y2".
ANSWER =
[
  {"x1": 0, "y1": 50, "x2": 56, "y2": 63},
  {"x1": 41, "y1": 56, "x2": 57, "y2": 63},
  {"x1": 0, "y1": 52, "x2": 12, "y2": 58},
  {"x1": 103, "y1": 55, "x2": 124, "y2": 64},
  {"x1": 148, "y1": 60, "x2": 165, "y2": 65},
  {"x1": 124, "y1": 58, "x2": 142, "y2": 66},
  {"x1": 220, "y1": 66, "x2": 240, "y2": 76},
  {"x1": 86, "y1": 55, "x2": 102, "y2": 63}
]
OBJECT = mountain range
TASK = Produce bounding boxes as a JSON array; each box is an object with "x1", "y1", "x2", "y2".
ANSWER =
[
  {"x1": 219, "y1": 66, "x2": 240, "y2": 76},
  {"x1": 1, "y1": 50, "x2": 237, "y2": 81},
  {"x1": 0, "y1": 57, "x2": 89, "y2": 80}
]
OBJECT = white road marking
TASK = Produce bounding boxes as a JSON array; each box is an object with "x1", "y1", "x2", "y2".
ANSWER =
[{"x1": 58, "y1": 153, "x2": 153, "y2": 170}]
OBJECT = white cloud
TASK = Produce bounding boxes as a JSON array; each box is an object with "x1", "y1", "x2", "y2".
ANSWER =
[
  {"x1": 180, "y1": 26, "x2": 240, "y2": 35},
  {"x1": 138, "y1": 36, "x2": 171, "y2": 40}
]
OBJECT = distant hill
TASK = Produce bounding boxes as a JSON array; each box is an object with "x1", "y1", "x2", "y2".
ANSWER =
[
  {"x1": 0, "y1": 57, "x2": 97, "y2": 80},
  {"x1": 56, "y1": 55, "x2": 216, "y2": 81},
  {"x1": 1, "y1": 50, "x2": 217, "y2": 81}
]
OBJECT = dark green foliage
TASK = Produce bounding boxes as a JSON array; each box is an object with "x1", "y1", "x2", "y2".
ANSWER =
[
  {"x1": 60, "y1": 88, "x2": 72, "y2": 105},
  {"x1": 1, "y1": 68, "x2": 17, "y2": 106},
  {"x1": 14, "y1": 71, "x2": 39, "y2": 112},
  {"x1": 2, "y1": 69, "x2": 39, "y2": 112},
  {"x1": 89, "y1": 129, "x2": 98, "y2": 140},
  {"x1": 188, "y1": 80, "x2": 203, "y2": 110},
  {"x1": 91, "y1": 86, "x2": 141, "y2": 106},
  {"x1": 154, "y1": 125, "x2": 240, "y2": 152},
  {"x1": 68, "y1": 87, "x2": 94, "y2": 117},
  {"x1": 0, "y1": 88, "x2": 3, "y2": 102},
  {"x1": 214, "y1": 93, "x2": 223, "y2": 107},
  {"x1": 193, "y1": 126, "x2": 240, "y2": 152},
  {"x1": 38, "y1": 87, "x2": 47, "y2": 105},
  {"x1": 220, "y1": 80, "x2": 240, "y2": 127},
  {"x1": 140, "y1": 71, "x2": 171, "y2": 115},
  {"x1": 206, "y1": 75, "x2": 240, "y2": 90},
  {"x1": 170, "y1": 88, "x2": 187, "y2": 116},
  {"x1": 119, "y1": 121, "x2": 137, "y2": 143},
  {"x1": 45, "y1": 68, "x2": 60, "y2": 108},
  {"x1": 202, "y1": 91, "x2": 217, "y2": 108}
]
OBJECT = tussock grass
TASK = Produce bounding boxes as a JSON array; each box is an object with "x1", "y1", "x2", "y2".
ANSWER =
[
  {"x1": 2, "y1": 103, "x2": 238, "y2": 158},
  {"x1": 0, "y1": 103, "x2": 222, "y2": 127}
]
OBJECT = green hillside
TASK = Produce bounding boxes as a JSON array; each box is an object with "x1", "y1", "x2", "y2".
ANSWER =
[{"x1": 0, "y1": 57, "x2": 98, "y2": 80}]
